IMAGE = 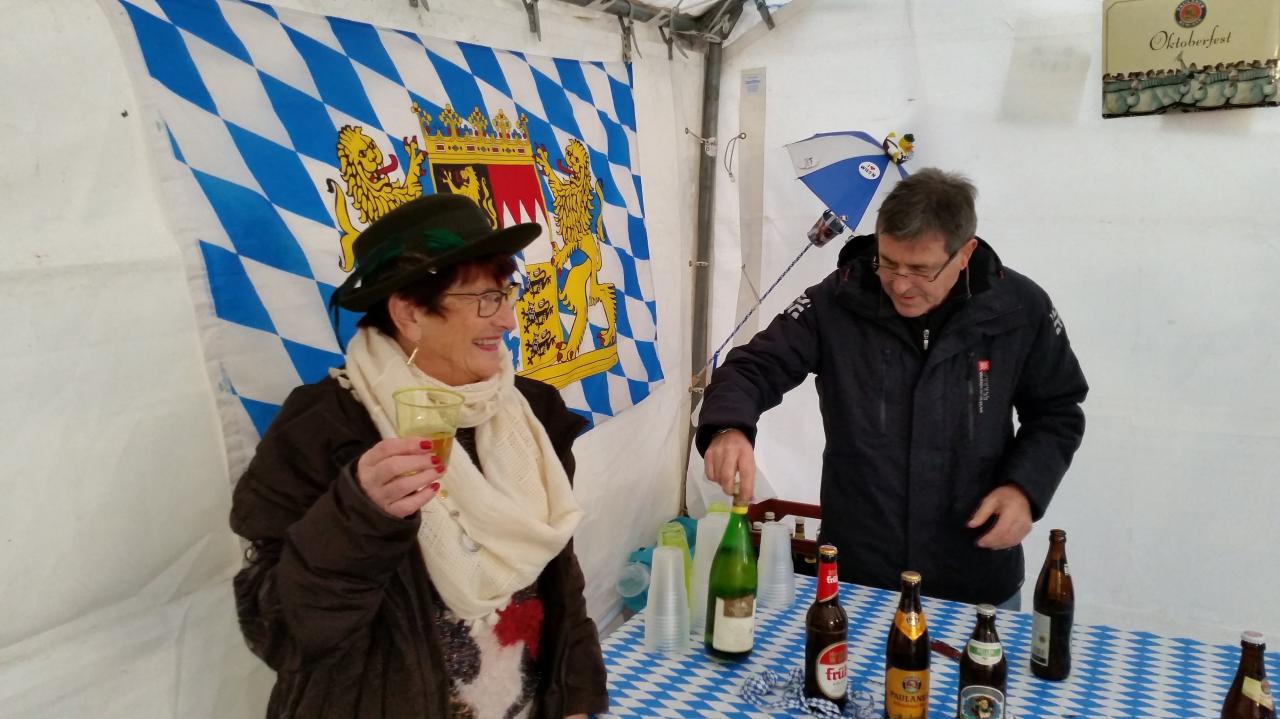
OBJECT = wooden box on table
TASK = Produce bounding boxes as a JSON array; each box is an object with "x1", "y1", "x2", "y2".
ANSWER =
[{"x1": 746, "y1": 498, "x2": 822, "y2": 577}]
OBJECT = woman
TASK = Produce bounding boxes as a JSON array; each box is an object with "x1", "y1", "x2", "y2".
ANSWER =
[{"x1": 230, "y1": 193, "x2": 607, "y2": 718}]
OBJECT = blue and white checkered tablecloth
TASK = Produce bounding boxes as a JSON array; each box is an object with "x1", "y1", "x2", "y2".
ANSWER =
[{"x1": 600, "y1": 575, "x2": 1277, "y2": 718}]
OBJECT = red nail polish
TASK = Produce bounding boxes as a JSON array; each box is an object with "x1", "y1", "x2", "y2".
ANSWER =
[
  {"x1": 419, "y1": 440, "x2": 433, "y2": 450},
  {"x1": 430, "y1": 455, "x2": 441, "y2": 465},
  {"x1": 429, "y1": 482, "x2": 441, "y2": 491}
]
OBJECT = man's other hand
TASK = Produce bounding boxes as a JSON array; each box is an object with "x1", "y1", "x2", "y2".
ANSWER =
[{"x1": 968, "y1": 484, "x2": 1033, "y2": 550}]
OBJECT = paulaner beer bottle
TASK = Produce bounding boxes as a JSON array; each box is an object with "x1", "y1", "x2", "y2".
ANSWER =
[
  {"x1": 1221, "y1": 631, "x2": 1275, "y2": 719},
  {"x1": 704, "y1": 494, "x2": 757, "y2": 660},
  {"x1": 1031, "y1": 528, "x2": 1074, "y2": 680},
  {"x1": 804, "y1": 545, "x2": 848, "y2": 708},
  {"x1": 957, "y1": 604, "x2": 1007, "y2": 719},
  {"x1": 885, "y1": 571, "x2": 929, "y2": 719}
]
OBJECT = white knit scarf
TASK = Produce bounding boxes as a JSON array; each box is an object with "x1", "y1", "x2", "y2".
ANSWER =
[{"x1": 336, "y1": 327, "x2": 582, "y2": 621}]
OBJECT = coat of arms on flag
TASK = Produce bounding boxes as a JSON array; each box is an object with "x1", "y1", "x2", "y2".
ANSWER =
[{"x1": 101, "y1": 0, "x2": 664, "y2": 468}]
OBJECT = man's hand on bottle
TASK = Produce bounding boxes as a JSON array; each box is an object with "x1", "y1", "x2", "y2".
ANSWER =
[
  {"x1": 704, "y1": 428, "x2": 756, "y2": 502},
  {"x1": 968, "y1": 484, "x2": 1033, "y2": 550}
]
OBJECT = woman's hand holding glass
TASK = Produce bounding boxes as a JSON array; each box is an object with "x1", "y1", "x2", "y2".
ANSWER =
[{"x1": 356, "y1": 438, "x2": 444, "y2": 518}]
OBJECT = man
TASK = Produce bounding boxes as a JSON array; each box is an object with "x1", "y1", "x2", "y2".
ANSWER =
[{"x1": 697, "y1": 168, "x2": 1087, "y2": 606}]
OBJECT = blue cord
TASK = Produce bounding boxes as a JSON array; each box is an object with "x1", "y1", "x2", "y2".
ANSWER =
[{"x1": 703, "y1": 241, "x2": 817, "y2": 373}]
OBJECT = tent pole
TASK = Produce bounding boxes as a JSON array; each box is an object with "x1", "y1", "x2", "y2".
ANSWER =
[{"x1": 681, "y1": 37, "x2": 723, "y2": 515}]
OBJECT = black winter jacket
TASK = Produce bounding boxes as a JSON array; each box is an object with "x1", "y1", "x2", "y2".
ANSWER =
[
  {"x1": 696, "y1": 235, "x2": 1088, "y2": 604},
  {"x1": 230, "y1": 375, "x2": 607, "y2": 718}
]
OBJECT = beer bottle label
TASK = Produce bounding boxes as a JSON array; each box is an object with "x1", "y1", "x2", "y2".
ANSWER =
[
  {"x1": 813, "y1": 641, "x2": 848, "y2": 700},
  {"x1": 965, "y1": 639, "x2": 1003, "y2": 666},
  {"x1": 711, "y1": 595, "x2": 756, "y2": 652},
  {"x1": 884, "y1": 668, "x2": 929, "y2": 719},
  {"x1": 817, "y1": 561, "x2": 839, "y2": 602},
  {"x1": 958, "y1": 685, "x2": 1005, "y2": 719},
  {"x1": 894, "y1": 610, "x2": 926, "y2": 640},
  {"x1": 1243, "y1": 677, "x2": 1275, "y2": 710},
  {"x1": 1030, "y1": 611, "x2": 1052, "y2": 666}
]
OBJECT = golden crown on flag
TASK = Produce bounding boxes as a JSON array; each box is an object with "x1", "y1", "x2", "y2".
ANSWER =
[{"x1": 412, "y1": 103, "x2": 534, "y2": 166}]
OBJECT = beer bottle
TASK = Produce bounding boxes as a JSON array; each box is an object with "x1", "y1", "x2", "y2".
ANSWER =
[
  {"x1": 1221, "y1": 631, "x2": 1275, "y2": 719},
  {"x1": 957, "y1": 604, "x2": 1007, "y2": 719},
  {"x1": 704, "y1": 494, "x2": 757, "y2": 660},
  {"x1": 1030, "y1": 528, "x2": 1074, "y2": 680},
  {"x1": 804, "y1": 545, "x2": 849, "y2": 708},
  {"x1": 885, "y1": 571, "x2": 929, "y2": 719}
]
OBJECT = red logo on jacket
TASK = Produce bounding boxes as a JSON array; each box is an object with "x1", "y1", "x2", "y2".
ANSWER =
[{"x1": 977, "y1": 359, "x2": 991, "y2": 414}]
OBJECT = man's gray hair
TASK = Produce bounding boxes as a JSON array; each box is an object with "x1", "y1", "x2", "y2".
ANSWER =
[{"x1": 875, "y1": 168, "x2": 977, "y2": 253}]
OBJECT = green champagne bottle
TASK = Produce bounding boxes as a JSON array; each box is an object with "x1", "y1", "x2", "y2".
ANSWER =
[{"x1": 704, "y1": 495, "x2": 757, "y2": 660}]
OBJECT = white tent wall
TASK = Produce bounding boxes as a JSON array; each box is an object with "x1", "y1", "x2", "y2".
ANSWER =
[
  {"x1": 0, "y1": 0, "x2": 701, "y2": 715},
  {"x1": 708, "y1": 0, "x2": 1280, "y2": 644}
]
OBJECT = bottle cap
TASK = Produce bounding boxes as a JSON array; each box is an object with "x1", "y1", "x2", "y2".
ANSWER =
[
  {"x1": 976, "y1": 604, "x2": 996, "y2": 617},
  {"x1": 901, "y1": 570, "x2": 921, "y2": 584},
  {"x1": 1243, "y1": 630, "x2": 1266, "y2": 646}
]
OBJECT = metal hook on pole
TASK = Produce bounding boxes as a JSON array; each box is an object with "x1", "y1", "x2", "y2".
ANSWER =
[
  {"x1": 753, "y1": 0, "x2": 775, "y2": 29},
  {"x1": 522, "y1": 0, "x2": 542, "y2": 41},
  {"x1": 618, "y1": 12, "x2": 639, "y2": 63},
  {"x1": 684, "y1": 127, "x2": 717, "y2": 157},
  {"x1": 655, "y1": 0, "x2": 689, "y2": 60}
]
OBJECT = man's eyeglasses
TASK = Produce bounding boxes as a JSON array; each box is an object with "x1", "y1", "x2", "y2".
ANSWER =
[
  {"x1": 872, "y1": 246, "x2": 961, "y2": 284},
  {"x1": 442, "y1": 283, "x2": 520, "y2": 318}
]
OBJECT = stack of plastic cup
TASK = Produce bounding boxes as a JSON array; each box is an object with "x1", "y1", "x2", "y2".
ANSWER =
[
  {"x1": 756, "y1": 521, "x2": 796, "y2": 611},
  {"x1": 644, "y1": 546, "x2": 691, "y2": 652},
  {"x1": 689, "y1": 510, "x2": 730, "y2": 636},
  {"x1": 657, "y1": 522, "x2": 693, "y2": 606}
]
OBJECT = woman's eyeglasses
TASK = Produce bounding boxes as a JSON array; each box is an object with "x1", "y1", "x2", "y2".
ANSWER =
[{"x1": 442, "y1": 283, "x2": 521, "y2": 318}]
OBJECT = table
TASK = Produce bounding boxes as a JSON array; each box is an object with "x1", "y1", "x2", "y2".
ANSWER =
[{"x1": 600, "y1": 575, "x2": 1277, "y2": 718}]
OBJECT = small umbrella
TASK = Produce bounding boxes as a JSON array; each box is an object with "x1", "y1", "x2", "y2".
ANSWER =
[{"x1": 785, "y1": 130, "x2": 912, "y2": 237}]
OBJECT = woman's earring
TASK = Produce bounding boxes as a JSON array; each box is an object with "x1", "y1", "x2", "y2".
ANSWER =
[{"x1": 405, "y1": 346, "x2": 420, "y2": 367}]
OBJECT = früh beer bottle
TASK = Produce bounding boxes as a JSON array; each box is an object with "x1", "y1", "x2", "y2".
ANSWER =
[
  {"x1": 957, "y1": 604, "x2": 1007, "y2": 719},
  {"x1": 704, "y1": 493, "x2": 757, "y2": 660},
  {"x1": 885, "y1": 570, "x2": 929, "y2": 719},
  {"x1": 804, "y1": 545, "x2": 848, "y2": 708},
  {"x1": 1030, "y1": 528, "x2": 1074, "y2": 680},
  {"x1": 1221, "y1": 631, "x2": 1275, "y2": 719}
]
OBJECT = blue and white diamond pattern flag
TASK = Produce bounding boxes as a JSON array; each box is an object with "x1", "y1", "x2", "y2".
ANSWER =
[{"x1": 101, "y1": 0, "x2": 664, "y2": 470}]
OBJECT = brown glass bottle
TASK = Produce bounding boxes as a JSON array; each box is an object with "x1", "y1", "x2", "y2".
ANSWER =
[
  {"x1": 1221, "y1": 631, "x2": 1275, "y2": 719},
  {"x1": 885, "y1": 571, "x2": 929, "y2": 719},
  {"x1": 1030, "y1": 529, "x2": 1073, "y2": 680},
  {"x1": 957, "y1": 604, "x2": 1007, "y2": 719},
  {"x1": 804, "y1": 545, "x2": 849, "y2": 708}
]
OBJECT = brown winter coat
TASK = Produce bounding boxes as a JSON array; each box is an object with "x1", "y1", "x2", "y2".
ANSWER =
[{"x1": 230, "y1": 375, "x2": 608, "y2": 718}]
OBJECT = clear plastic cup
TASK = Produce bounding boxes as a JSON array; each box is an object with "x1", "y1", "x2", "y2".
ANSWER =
[
  {"x1": 756, "y1": 521, "x2": 796, "y2": 610},
  {"x1": 644, "y1": 546, "x2": 691, "y2": 652},
  {"x1": 617, "y1": 561, "x2": 650, "y2": 603},
  {"x1": 689, "y1": 512, "x2": 730, "y2": 636}
]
